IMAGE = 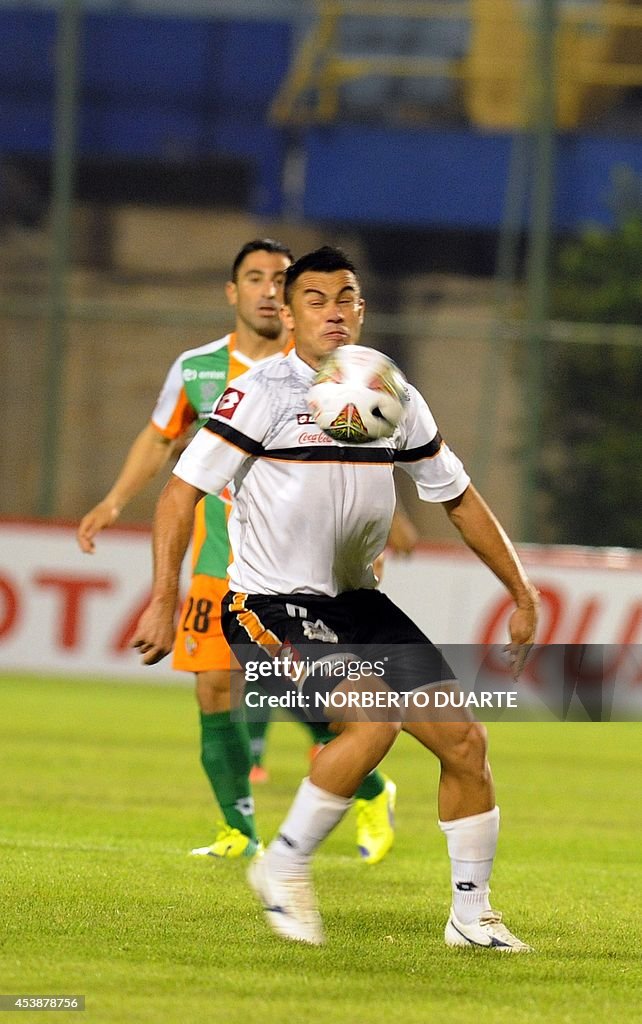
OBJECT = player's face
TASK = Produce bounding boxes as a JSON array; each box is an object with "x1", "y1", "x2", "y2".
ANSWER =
[
  {"x1": 226, "y1": 251, "x2": 291, "y2": 340},
  {"x1": 281, "y1": 269, "x2": 365, "y2": 369}
]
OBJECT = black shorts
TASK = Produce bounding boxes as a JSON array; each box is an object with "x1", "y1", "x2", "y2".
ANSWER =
[{"x1": 222, "y1": 588, "x2": 456, "y2": 720}]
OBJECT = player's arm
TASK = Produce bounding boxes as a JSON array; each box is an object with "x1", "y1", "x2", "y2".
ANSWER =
[
  {"x1": 387, "y1": 499, "x2": 419, "y2": 555},
  {"x1": 132, "y1": 475, "x2": 203, "y2": 665},
  {"x1": 373, "y1": 500, "x2": 419, "y2": 582},
  {"x1": 443, "y1": 483, "x2": 539, "y2": 677},
  {"x1": 396, "y1": 384, "x2": 538, "y2": 676},
  {"x1": 77, "y1": 422, "x2": 176, "y2": 553},
  {"x1": 132, "y1": 375, "x2": 272, "y2": 665}
]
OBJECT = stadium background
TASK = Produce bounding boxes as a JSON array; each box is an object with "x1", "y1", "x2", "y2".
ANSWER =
[
  {"x1": 1, "y1": 0, "x2": 640, "y2": 668},
  {"x1": 1, "y1": 0, "x2": 640, "y2": 544},
  {"x1": 0, "y1": 3, "x2": 641, "y2": 1021}
]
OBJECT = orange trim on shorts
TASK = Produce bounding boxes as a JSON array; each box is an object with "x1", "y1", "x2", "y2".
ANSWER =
[
  {"x1": 230, "y1": 593, "x2": 281, "y2": 649},
  {"x1": 237, "y1": 611, "x2": 281, "y2": 649}
]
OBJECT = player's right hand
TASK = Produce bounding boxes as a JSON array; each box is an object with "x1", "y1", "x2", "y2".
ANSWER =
[
  {"x1": 130, "y1": 599, "x2": 176, "y2": 665},
  {"x1": 77, "y1": 501, "x2": 119, "y2": 553}
]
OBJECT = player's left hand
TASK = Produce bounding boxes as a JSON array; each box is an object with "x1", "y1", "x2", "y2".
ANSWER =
[
  {"x1": 131, "y1": 598, "x2": 176, "y2": 665},
  {"x1": 505, "y1": 591, "x2": 539, "y2": 680},
  {"x1": 375, "y1": 508, "x2": 419, "y2": 583},
  {"x1": 387, "y1": 508, "x2": 419, "y2": 555}
]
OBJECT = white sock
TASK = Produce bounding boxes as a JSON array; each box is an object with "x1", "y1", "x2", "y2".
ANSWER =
[
  {"x1": 269, "y1": 777, "x2": 353, "y2": 872},
  {"x1": 439, "y1": 806, "x2": 500, "y2": 924}
]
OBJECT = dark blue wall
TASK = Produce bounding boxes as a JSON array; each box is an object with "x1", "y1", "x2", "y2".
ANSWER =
[
  {"x1": 0, "y1": 8, "x2": 640, "y2": 227},
  {"x1": 303, "y1": 127, "x2": 642, "y2": 230},
  {"x1": 0, "y1": 9, "x2": 291, "y2": 214}
]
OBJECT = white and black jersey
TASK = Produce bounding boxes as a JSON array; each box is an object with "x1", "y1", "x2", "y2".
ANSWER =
[{"x1": 174, "y1": 348, "x2": 470, "y2": 597}]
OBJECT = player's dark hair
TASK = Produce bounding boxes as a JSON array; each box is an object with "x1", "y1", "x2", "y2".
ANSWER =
[
  {"x1": 231, "y1": 238, "x2": 293, "y2": 281},
  {"x1": 284, "y1": 245, "x2": 359, "y2": 304}
]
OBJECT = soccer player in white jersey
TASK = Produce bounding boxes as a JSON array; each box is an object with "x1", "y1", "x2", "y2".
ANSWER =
[
  {"x1": 78, "y1": 239, "x2": 409, "y2": 865},
  {"x1": 133, "y1": 246, "x2": 539, "y2": 950}
]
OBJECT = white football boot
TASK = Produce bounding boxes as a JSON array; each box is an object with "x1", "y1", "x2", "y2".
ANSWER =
[
  {"x1": 445, "y1": 908, "x2": 533, "y2": 952},
  {"x1": 248, "y1": 854, "x2": 324, "y2": 946}
]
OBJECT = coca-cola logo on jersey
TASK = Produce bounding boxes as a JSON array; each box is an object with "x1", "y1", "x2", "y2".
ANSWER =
[{"x1": 299, "y1": 431, "x2": 334, "y2": 444}]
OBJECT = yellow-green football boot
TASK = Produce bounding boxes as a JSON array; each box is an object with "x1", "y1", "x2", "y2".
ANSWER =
[
  {"x1": 190, "y1": 823, "x2": 263, "y2": 859},
  {"x1": 355, "y1": 776, "x2": 396, "y2": 865}
]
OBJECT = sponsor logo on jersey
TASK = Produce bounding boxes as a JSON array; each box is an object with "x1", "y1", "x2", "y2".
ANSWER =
[
  {"x1": 297, "y1": 413, "x2": 314, "y2": 424},
  {"x1": 215, "y1": 387, "x2": 245, "y2": 419},
  {"x1": 183, "y1": 368, "x2": 226, "y2": 382},
  {"x1": 298, "y1": 431, "x2": 334, "y2": 444}
]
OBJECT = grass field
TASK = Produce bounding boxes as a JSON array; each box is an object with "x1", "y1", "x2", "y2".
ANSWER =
[{"x1": 1, "y1": 674, "x2": 641, "y2": 1024}]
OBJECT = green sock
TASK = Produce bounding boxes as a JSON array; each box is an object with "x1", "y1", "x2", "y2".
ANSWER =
[
  {"x1": 245, "y1": 699, "x2": 271, "y2": 766},
  {"x1": 306, "y1": 720, "x2": 333, "y2": 744},
  {"x1": 304, "y1": 722, "x2": 386, "y2": 801},
  {"x1": 355, "y1": 769, "x2": 385, "y2": 801},
  {"x1": 199, "y1": 711, "x2": 257, "y2": 840}
]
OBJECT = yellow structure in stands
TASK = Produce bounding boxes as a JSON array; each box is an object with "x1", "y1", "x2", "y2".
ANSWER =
[
  {"x1": 468, "y1": 0, "x2": 642, "y2": 128},
  {"x1": 271, "y1": 0, "x2": 642, "y2": 129}
]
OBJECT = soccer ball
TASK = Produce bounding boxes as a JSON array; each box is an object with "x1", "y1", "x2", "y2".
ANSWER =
[{"x1": 307, "y1": 345, "x2": 408, "y2": 443}]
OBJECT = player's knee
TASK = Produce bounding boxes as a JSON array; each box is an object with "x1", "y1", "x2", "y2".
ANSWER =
[
  {"x1": 442, "y1": 720, "x2": 489, "y2": 777},
  {"x1": 195, "y1": 669, "x2": 236, "y2": 713},
  {"x1": 354, "y1": 719, "x2": 401, "y2": 754},
  {"x1": 375, "y1": 720, "x2": 402, "y2": 746}
]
